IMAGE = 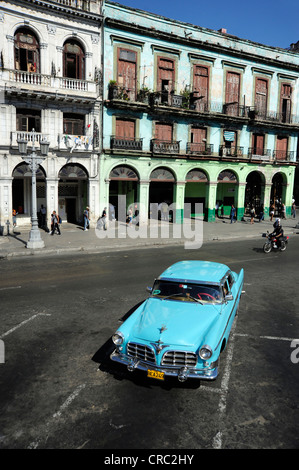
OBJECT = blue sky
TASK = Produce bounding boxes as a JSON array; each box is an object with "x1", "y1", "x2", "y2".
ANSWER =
[{"x1": 110, "y1": 0, "x2": 299, "y2": 50}]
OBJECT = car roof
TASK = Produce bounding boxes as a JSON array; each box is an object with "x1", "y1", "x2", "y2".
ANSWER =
[{"x1": 158, "y1": 260, "x2": 230, "y2": 285}]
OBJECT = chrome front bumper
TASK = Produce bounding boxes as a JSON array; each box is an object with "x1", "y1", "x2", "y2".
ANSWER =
[{"x1": 110, "y1": 350, "x2": 218, "y2": 381}]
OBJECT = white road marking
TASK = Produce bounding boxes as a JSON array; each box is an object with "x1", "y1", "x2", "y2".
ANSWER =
[
  {"x1": 28, "y1": 383, "x2": 86, "y2": 449},
  {"x1": 0, "y1": 313, "x2": 51, "y2": 339},
  {"x1": 212, "y1": 318, "x2": 238, "y2": 449},
  {"x1": 53, "y1": 384, "x2": 86, "y2": 419},
  {"x1": 235, "y1": 333, "x2": 295, "y2": 342},
  {"x1": 0, "y1": 286, "x2": 22, "y2": 291},
  {"x1": 211, "y1": 329, "x2": 295, "y2": 449}
]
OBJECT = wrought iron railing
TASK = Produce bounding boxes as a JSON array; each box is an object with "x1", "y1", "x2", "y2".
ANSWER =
[
  {"x1": 272, "y1": 150, "x2": 294, "y2": 161},
  {"x1": 151, "y1": 139, "x2": 180, "y2": 154},
  {"x1": 186, "y1": 143, "x2": 214, "y2": 155},
  {"x1": 248, "y1": 148, "x2": 272, "y2": 160},
  {"x1": 110, "y1": 137, "x2": 143, "y2": 151},
  {"x1": 219, "y1": 145, "x2": 244, "y2": 157}
]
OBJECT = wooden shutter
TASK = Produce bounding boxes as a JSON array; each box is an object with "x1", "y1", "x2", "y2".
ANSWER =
[
  {"x1": 280, "y1": 84, "x2": 291, "y2": 123},
  {"x1": 193, "y1": 65, "x2": 209, "y2": 111},
  {"x1": 117, "y1": 49, "x2": 137, "y2": 100},
  {"x1": 276, "y1": 136, "x2": 288, "y2": 160},
  {"x1": 155, "y1": 123, "x2": 172, "y2": 142},
  {"x1": 252, "y1": 134, "x2": 264, "y2": 155},
  {"x1": 116, "y1": 119, "x2": 135, "y2": 139},
  {"x1": 158, "y1": 57, "x2": 175, "y2": 92},
  {"x1": 225, "y1": 72, "x2": 240, "y2": 115},
  {"x1": 255, "y1": 78, "x2": 268, "y2": 117}
]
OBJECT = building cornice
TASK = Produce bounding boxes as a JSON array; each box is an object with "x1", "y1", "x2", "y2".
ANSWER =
[{"x1": 105, "y1": 17, "x2": 299, "y2": 74}]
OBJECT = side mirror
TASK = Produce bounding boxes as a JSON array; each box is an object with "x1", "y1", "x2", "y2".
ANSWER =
[
  {"x1": 146, "y1": 287, "x2": 152, "y2": 293},
  {"x1": 225, "y1": 294, "x2": 234, "y2": 301}
]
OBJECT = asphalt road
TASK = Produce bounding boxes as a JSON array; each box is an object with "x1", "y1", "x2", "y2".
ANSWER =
[{"x1": 0, "y1": 236, "x2": 299, "y2": 450}]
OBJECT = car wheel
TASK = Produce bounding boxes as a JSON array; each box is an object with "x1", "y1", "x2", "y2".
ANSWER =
[{"x1": 263, "y1": 242, "x2": 272, "y2": 253}]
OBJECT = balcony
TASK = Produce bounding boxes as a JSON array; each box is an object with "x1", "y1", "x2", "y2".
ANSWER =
[
  {"x1": 272, "y1": 150, "x2": 294, "y2": 162},
  {"x1": 5, "y1": 69, "x2": 97, "y2": 97},
  {"x1": 222, "y1": 104, "x2": 248, "y2": 117},
  {"x1": 219, "y1": 145, "x2": 244, "y2": 158},
  {"x1": 58, "y1": 134, "x2": 94, "y2": 152},
  {"x1": 11, "y1": 131, "x2": 50, "y2": 149},
  {"x1": 110, "y1": 136, "x2": 143, "y2": 151},
  {"x1": 248, "y1": 107, "x2": 299, "y2": 125},
  {"x1": 248, "y1": 148, "x2": 272, "y2": 162},
  {"x1": 186, "y1": 143, "x2": 214, "y2": 156},
  {"x1": 151, "y1": 139, "x2": 180, "y2": 155}
]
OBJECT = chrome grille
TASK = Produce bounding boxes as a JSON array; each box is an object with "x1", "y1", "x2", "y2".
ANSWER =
[
  {"x1": 127, "y1": 342, "x2": 156, "y2": 364},
  {"x1": 161, "y1": 350, "x2": 197, "y2": 367}
]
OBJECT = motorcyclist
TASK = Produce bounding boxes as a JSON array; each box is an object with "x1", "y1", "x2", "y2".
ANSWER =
[{"x1": 270, "y1": 218, "x2": 284, "y2": 248}]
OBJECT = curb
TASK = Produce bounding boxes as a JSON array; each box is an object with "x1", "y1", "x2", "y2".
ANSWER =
[{"x1": 1, "y1": 229, "x2": 297, "y2": 260}]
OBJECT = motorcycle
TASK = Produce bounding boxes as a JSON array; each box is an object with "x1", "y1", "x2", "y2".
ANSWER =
[{"x1": 262, "y1": 231, "x2": 289, "y2": 253}]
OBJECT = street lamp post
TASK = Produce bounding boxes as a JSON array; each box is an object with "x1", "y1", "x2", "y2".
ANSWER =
[{"x1": 17, "y1": 129, "x2": 49, "y2": 249}]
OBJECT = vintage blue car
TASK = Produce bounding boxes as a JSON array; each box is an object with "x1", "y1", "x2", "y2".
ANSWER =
[{"x1": 111, "y1": 260, "x2": 244, "y2": 382}]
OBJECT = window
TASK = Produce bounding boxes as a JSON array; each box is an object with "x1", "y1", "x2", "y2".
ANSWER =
[
  {"x1": 157, "y1": 57, "x2": 175, "y2": 104},
  {"x1": 225, "y1": 72, "x2": 240, "y2": 116},
  {"x1": 252, "y1": 134, "x2": 265, "y2": 155},
  {"x1": 115, "y1": 118, "x2": 135, "y2": 140},
  {"x1": 280, "y1": 83, "x2": 292, "y2": 123},
  {"x1": 155, "y1": 123, "x2": 173, "y2": 142},
  {"x1": 190, "y1": 127, "x2": 207, "y2": 152},
  {"x1": 63, "y1": 40, "x2": 85, "y2": 79},
  {"x1": 63, "y1": 113, "x2": 85, "y2": 135},
  {"x1": 117, "y1": 48, "x2": 137, "y2": 101},
  {"x1": 255, "y1": 78, "x2": 268, "y2": 118},
  {"x1": 193, "y1": 65, "x2": 209, "y2": 111},
  {"x1": 14, "y1": 28, "x2": 40, "y2": 73},
  {"x1": 17, "y1": 109, "x2": 41, "y2": 133}
]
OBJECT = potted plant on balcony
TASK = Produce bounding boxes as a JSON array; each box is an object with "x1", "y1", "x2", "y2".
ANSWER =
[
  {"x1": 137, "y1": 86, "x2": 151, "y2": 104},
  {"x1": 180, "y1": 86, "x2": 191, "y2": 109},
  {"x1": 108, "y1": 80, "x2": 118, "y2": 100}
]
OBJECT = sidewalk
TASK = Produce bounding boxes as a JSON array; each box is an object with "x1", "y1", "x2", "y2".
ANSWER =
[{"x1": 0, "y1": 215, "x2": 298, "y2": 259}]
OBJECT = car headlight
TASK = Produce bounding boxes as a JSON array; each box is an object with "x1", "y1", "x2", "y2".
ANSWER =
[
  {"x1": 112, "y1": 332, "x2": 124, "y2": 346},
  {"x1": 199, "y1": 345, "x2": 213, "y2": 360}
]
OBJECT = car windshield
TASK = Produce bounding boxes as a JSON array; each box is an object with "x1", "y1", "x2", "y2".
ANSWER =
[{"x1": 151, "y1": 280, "x2": 222, "y2": 303}]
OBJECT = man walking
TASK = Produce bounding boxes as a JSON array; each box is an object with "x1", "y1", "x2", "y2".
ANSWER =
[
  {"x1": 50, "y1": 211, "x2": 61, "y2": 235},
  {"x1": 83, "y1": 206, "x2": 90, "y2": 231},
  {"x1": 230, "y1": 204, "x2": 236, "y2": 224}
]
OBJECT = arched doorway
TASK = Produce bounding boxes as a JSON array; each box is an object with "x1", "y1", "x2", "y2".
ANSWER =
[
  {"x1": 149, "y1": 167, "x2": 175, "y2": 219},
  {"x1": 12, "y1": 162, "x2": 46, "y2": 222},
  {"x1": 216, "y1": 170, "x2": 238, "y2": 217},
  {"x1": 58, "y1": 164, "x2": 88, "y2": 223},
  {"x1": 271, "y1": 172, "x2": 285, "y2": 217},
  {"x1": 109, "y1": 165, "x2": 139, "y2": 220},
  {"x1": 245, "y1": 171, "x2": 264, "y2": 214},
  {"x1": 185, "y1": 169, "x2": 208, "y2": 218}
]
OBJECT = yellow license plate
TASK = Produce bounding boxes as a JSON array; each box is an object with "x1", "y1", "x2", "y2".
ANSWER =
[{"x1": 147, "y1": 369, "x2": 165, "y2": 381}]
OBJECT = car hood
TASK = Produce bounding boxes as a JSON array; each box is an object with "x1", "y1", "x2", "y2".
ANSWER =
[{"x1": 130, "y1": 298, "x2": 220, "y2": 348}]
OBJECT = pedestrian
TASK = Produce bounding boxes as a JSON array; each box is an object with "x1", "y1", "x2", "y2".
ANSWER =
[
  {"x1": 127, "y1": 206, "x2": 133, "y2": 226},
  {"x1": 215, "y1": 201, "x2": 219, "y2": 218},
  {"x1": 230, "y1": 204, "x2": 236, "y2": 224},
  {"x1": 258, "y1": 204, "x2": 264, "y2": 222},
  {"x1": 269, "y1": 203, "x2": 275, "y2": 222},
  {"x1": 50, "y1": 210, "x2": 61, "y2": 235},
  {"x1": 101, "y1": 207, "x2": 108, "y2": 230},
  {"x1": 250, "y1": 205, "x2": 255, "y2": 224},
  {"x1": 40, "y1": 204, "x2": 46, "y2": 227},
  {"x1": 220, "y1": 202, "x2": 224, "y2": 219},
  {"x1": 12, "y1": 209, "x2": 18, "y2": 228},
  {"x1": 281, "y1": 203, "x2": 286, "y2": 219},
  {"x1": 83, "y1": 206, "x2": 90, "y2": 231},
  {"x1": 291, "y1": 201, "x2": 296, "y2": 219}
]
